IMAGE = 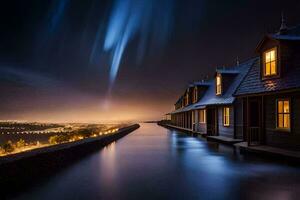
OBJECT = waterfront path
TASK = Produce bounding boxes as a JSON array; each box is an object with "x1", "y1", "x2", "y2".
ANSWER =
[{"x1": 14, "y1": 123, "x2": 300, "y2": 200}]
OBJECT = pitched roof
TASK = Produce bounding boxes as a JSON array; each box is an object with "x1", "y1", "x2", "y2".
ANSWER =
[
  {"x1": 193, "y1": 81, "x2": 211, "y2": 87},
  {"x1": 270, "y1": 24, "x2": 300, "y2": 41},
  {"x1": 170, "y1": 103, "x2": 196, "y2": 114},
  {"x1": 169, "y1": 58, "x2": 255, "y2": 114},
  {"x1": 216, "y1": 68, "x2": 240, "y2": 74},
  {"x1": 193, "y1": 58, "x2": 256, "y2": 108},
  {"x1": 175, "y1": 96, "x2": 183, "y2": 104},
  {"x1": 235, "y1": 23, "x2": 300, "y2": 96},
  {"x1": 256, "y1": 24, "x2": 300, "y2": 51},
  {"x1": 234, "y1": 57, "x2": 300, "y2": 96}
]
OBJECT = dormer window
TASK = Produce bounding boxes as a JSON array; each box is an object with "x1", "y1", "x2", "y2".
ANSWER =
[
  {"x1": 185, "y1": 92, "x2": 189, "y2": 106},
  {"x1": 263, "y1": 47, "x2": 277, "y2": 77},
  {"x1": 193, "y1": 87, "x2": 198, "y2": 103},
  {"x1": 216, "y1": 74, "x2": 222, "y2": 95}
]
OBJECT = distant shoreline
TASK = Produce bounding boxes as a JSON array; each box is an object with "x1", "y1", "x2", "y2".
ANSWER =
[{"x1": 0, "y1": 124, "x2": 140, "y2": 198}]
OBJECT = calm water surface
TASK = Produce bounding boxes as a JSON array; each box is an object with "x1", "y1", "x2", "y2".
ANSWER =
[{"x1": 15, "y1": 123, "x2": 300, "y2": 200}]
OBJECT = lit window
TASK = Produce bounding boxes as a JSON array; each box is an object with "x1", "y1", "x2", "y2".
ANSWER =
[
  {"x1": 185, "y1": 92, "x2": 189, "y2": 106},
  {"x1": 264, "y1": 48, "x2": 277, "y2": 76},
  {"x1": 277, "y1": 99, "x2": 290, "y2": 129},
  {"x1": 193, "y1": 87, "x2": 198, "y2": 103},
  {"x1": 216, "y1": 74, "x2": 222, "y2": 95},
  {"x1": 223, "y1": 107, "x2": 230, "y2": 126},
  {"x1": 199, "y1": 109, "x2": 206, "y2": 123}
]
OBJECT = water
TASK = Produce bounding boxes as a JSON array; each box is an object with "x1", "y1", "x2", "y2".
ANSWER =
[{"x1": 14, "y1": 123, "x2": 300, "y2": 200}]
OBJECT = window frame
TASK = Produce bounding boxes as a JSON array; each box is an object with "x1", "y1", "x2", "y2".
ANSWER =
[
  {"x1": 263, "y1": 47, "x2": 278, "y2": 78},
  {"x1": 223, "y1": 107, "x2": 230, "y2": 127},
  {"x1": 276, "y1": 98, "x2": 291, "y2": 131},
  {"x1": 198, "y1": 109, "x2": 206, "y2": 124},
  {"x1": 216, "y1": 74, "x2": 222, "y2": 95}
]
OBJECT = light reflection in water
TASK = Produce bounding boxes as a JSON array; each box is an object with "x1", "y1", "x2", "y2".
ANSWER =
[{"x1": 14, "y1": 123, "x2": 300, "y2": 200}]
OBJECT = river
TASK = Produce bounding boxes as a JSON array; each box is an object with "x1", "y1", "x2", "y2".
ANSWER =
[{"x1": 14, "y1": 123, "x2": 300, "y2": 200}]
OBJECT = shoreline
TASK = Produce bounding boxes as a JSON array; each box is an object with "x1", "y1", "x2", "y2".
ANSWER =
[{"x1": 0, "y1": 124, "x2": 140, "y2": 198}]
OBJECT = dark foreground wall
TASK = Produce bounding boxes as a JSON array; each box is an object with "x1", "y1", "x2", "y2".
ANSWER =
[{"x1": 0, "y1": 124, "x2": 140, "y2": 198}]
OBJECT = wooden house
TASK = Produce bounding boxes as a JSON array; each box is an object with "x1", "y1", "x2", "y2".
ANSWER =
[
  {"x1": 169, "y1": 58, "x2": 255, "y2": 140},
  {"x1": 234, "y1": 22, "x2": 300, "y2": 150},
  {"x1": 170, "y1": 82, "x2": 210, "y2": 131},
  {"x1": 169, "y1": 18, "x2": 300, "y2": 151},
  {"x1": 192, "y1": 59, "x2": 255, "y2": 139}
]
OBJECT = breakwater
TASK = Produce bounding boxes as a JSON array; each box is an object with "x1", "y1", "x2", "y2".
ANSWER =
[{"x1": 0, "y1": 124, "x2": 140, "y2": 198}]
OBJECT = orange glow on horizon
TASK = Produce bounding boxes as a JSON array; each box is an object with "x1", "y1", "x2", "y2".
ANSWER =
[{"x1": 0, "y1": 97, "x2": 172, "y2": 123}]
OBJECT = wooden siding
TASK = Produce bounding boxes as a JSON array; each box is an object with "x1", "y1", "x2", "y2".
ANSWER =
[
  {"x1": 264, "y1": 93, "x2": 300, "y2": 150},
  {"x1": 235, "y1": 99, "x2": 244, "y2": 139},
  {"x1": 217, "y1": 106, "x2": 234, "y2": 138}
]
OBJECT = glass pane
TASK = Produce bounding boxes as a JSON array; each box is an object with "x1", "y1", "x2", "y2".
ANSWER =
[
  {"x1": 199, "y1": 110, "x2": 203, "y2": 123},
  {"x1": 265, "y1": 52, "x2": 271, "y2": 62},
  {"x1": 284, "y1": 101, "x2": 290, "y2": 113},
  {"x1": 278, "y1": 114, "x2": 283, "y2": 128},
  {"x1": 217, "y1": 76, "x2": 221, "y2": 85},
  {"x1": 271, "y1": 61, "x2": 276, "y2": 74},
  {"x1": 200, "y1": 111, "x2": 202, "y2": 122},
  {"x1": 265, "y1": 63, "x2": 271, "y2": 75},
  {"x1": 270, "y1": 50, "x2": 276, "y2": 61},
  {"x1": 284, "y1": 114, "x2": 290, "y2": 128},
  {"x1": 278, "y1": 101, "x2": 283, "y2": 113},
  {"x1": 223, "y1": 109, "x2": 226, "y2": 124},
  {"x1": 200, "y1": 111, "x2": 203, "y2": 122},
  {"x1": 224, "y1": 108, "x2": 230, "y2": 125}
]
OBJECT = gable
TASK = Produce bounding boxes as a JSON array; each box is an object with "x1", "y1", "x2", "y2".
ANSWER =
[{"x1": 255, "y1": 36, "x2": 280, "y2": 54}]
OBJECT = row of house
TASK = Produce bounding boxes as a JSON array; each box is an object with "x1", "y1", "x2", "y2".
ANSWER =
[{"x1": 167, "y1": 18, "x2": 300, "y2": 151}]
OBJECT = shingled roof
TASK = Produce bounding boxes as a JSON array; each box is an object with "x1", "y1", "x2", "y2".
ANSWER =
[
  {"x1": 193, "y1": 58, "x2": 256, "y2": 108},
  {"x1": 234, "y1": 57, "x2": 300, "y2": 96},
  {"x1": 235, "y1": 24, "x2": 300, "y2": 96},
  {"x1": 271, "y1": 24, "x2": 300, "y2": 41},
  {"x1": 169, "y1": 58, "x2": 256, "y2": 114}
]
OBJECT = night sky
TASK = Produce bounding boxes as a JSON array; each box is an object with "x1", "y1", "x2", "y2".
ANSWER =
[{"x1": 0, "y1": 0, "x2": 299, "y2": 123}]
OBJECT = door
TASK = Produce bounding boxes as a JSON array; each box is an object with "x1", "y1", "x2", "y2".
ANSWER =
[
  {"x1": 207, "y1": 108, "x2": 217, "y2": 136},
  {"x1": 248, "y1": 99, "x2": 262, "y2": 145},
  {"x1": 192, "y1": 111, "x2": 196, "y2": 131}
]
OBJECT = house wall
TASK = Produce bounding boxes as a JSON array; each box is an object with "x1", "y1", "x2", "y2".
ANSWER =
[
  {"x1": 264, "y1": 93, "x2": 300, "y2": 150},
  {"x1": 193, "y1": 110, "x2": 198, "y2": 131},
  {"x1": 197, "y1": 123, "x2": 206, "y2": 134},
  {"x1": 235, "y1": 99, "x2": 244, "y2": 139},
  {"x1": 196, "y1": 109, "x2": 207, "y2": 134},
  {"x1": 217, "y1": 106, "x2": 234, "y2": 138}
]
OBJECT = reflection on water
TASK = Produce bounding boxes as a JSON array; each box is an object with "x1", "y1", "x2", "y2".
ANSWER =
[{"x1": 15, "y1": 123, "x2": 300, "y2": 200}]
